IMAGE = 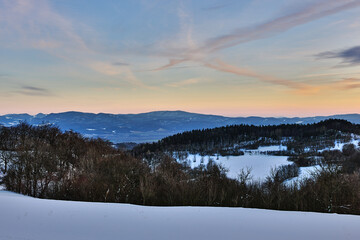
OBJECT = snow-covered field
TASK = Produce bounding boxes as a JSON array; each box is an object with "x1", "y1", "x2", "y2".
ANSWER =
[
  {"x1": 185, "y1": 153, "x2": 289, "y2": 181},
  {"x1": 0, "y1": 190, "x2": 360, "y2": 240},
  {"x1": 286, "y1": 165, "x2": 320, "y2": 186},
  {"x1": 186, "y1": 152, "x2": 317, "y2": 183},
  {"x1": 182, "y1": 145, "x2": 290, "y2": 181},
  {"x1": 181, "y1": 139, "x2": 359, "y2": 182}
]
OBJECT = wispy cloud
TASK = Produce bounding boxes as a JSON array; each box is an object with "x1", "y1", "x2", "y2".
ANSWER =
[
  {"x1": 112, "y1": 62, "x2": 130, "y2": 66},
  {"x1": 166, "y1": 77, "x2": 209, "y2": 88},
  {"x1": 201, "y1": 0, "x2": 360, "y2": 54},
  {"x1": 0, "y1": 0, "x2": 89, "y2": 54},
  {"x1": 155, "y1": 0, "x2": 360, "y2": 63},
  {"x1": 316, "y1": 45, "x2": 360, "y2": 66},
  {"x1": 153, "y1": 59, "x2": 186, "y2": 71},
  {"x1": 334, "y1": 78, "x2": 360, "y2": 90},
  {"x1": 204, "y1": 59, "x2": 315, "y2": 93},
  {"x1": 15, "y1": 85, "x2": 52, "y2": 96},
  {"x1": 0, "y1": 0, "x2": 149, "y2": 89},
  {"x1": 151, "y1": 0, "x2": 360, "y2": 91},
  {"x1": 90, "y1": 61, "x2": 156, "y2": 90}
]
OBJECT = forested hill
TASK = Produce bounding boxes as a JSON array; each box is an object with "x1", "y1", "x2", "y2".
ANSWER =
[{"x1": 133, "y1": 119, "x2": 360, "y2": 154}]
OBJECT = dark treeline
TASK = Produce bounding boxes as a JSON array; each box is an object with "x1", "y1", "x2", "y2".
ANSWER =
[
  {"x1": 133, "y1": 119, "x2": 359, "y2": 155},
  {"x1": 0, "y1": 123, "x2": 146, "y2": 202},
  {"x1": 0, "y1": 122, "x2": 360, "y2": 214}
]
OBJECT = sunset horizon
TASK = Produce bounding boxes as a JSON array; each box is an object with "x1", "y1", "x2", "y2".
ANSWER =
[{"x1": 1, "y1": 108, "x2": 360, "y2": 118}]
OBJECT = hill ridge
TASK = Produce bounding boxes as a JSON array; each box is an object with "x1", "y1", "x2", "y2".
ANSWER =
[{"x1": 1, "y1": 111, "x2": 360, "y2": 143}]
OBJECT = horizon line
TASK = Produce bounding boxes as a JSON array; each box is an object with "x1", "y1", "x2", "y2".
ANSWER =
[{"x1": 1, "y1": 110, "x2": 359, "y2": 119}]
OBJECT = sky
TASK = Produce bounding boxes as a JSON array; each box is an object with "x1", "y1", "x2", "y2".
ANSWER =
[{"x1": 0, "y1": 0, "x2": 360, "y2": 117}]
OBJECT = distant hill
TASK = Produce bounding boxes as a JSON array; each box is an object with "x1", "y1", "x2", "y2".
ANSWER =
[
  {"x1": 132, "y1": 119, "x2": 360, "y2": 156},
  {"x1": 0, "y1": 111, "x2": 359, "y2": 143}
]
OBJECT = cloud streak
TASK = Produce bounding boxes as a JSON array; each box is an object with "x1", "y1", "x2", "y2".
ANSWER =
[
  {"x1": 15, "y1": 85, "x2": 52, "y2": 96},
  {"x1": 201, "y1": 0, "x2": 360, "y2": 54},
  {"x1": 316, "y1": 45, "x2": 360, "y2": 66},
  {"x1": 204, "y1": 59, "x2": 314, "y2": 92},
  {"x1": 166, "y1": 77, "x2": 208, "y2": 88},
  {"x1": 0, "y1": 0, "x2": 150, "y2": 89},
  {"x1": 334, "y1": 78, "x2": 360, "y2": 90},
  {"x1": 156, "y1": 0, "x2": 360, "y2": 63},
  {"x1": 112, "y1": 62, "x2": 130, "y2": 66},
  {"x1": 152, "y1": 0, "x2": 360, "y2": 90}
]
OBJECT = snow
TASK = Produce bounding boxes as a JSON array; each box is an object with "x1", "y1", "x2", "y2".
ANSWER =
[
  {"x1": 0, "y1": 190, "x2": 360, "y2": 240},
  {"x1": 246, "y1": 144, "x2": 287, "y2": 152},
  {"x1": 221, "y1": 154, "x2": 289, "y2": 180},
  {"x1": 298, "y1": 165, "x2": 319, "y2": 179},
  {"x1": 180, "y1": 145, "x2": 290, "y2": 181},
  {"x1": 185, "y1": 152, "x2": 289, "y2": 181},
  {"x1": 286, "y1": 165, "x2": 319, "y2": 185},
  {"x1": 330, "y1": 138, "x2": 360, "y2": 151},
  {"x1": 318, "y1": 137, "x2": 360, "y2": 152},
  {"x1": 180, "y1": 138, "x2": 359, "y2": 182}
]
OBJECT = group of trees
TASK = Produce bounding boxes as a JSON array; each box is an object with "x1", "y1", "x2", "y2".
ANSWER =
[
  {"x1": 0, "y1": 123, "x2": 146, "y2": 202},
  {"x1": 0, "y1": 122, "x2": 360, "y2": 214}
]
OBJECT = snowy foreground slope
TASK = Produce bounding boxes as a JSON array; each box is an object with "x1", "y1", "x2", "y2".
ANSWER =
[{"x1": 1, "y1": 191, "x2": 360, "y2": 240}]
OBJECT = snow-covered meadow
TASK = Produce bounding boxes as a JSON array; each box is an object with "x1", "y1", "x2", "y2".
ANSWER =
[
  {"x1": 178, "y1": 144, "x2": 297, "y2": 182},
  {"x1": 0, "y1": 190, "x2": 360, "y2": 240},
  {"x1": 184, "y1": 152, "x2": 289, "y2": 181},
  {"x1": 177, "y1": 137, "x2": 360, "y2": 183}
]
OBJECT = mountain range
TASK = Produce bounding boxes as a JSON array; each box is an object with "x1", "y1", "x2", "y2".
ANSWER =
[{"x1": 0, "y1": 111, "x2": 359, "y2": 143}]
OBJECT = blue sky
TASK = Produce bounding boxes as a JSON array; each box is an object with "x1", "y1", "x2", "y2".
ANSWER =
[{"x1": 1, "y1": 0, "x2": 360, "y2": 116}]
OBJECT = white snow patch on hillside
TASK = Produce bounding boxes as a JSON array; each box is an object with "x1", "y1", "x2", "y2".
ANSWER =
[
  {"x1": 286, "y1": 165, "x2": 320, "y2": 185},
  {"x1": 246, "y1": 144, "x2": 287, "y2": 152},
  {"x1": 0, "y1": 191, "x2": 359, "y2": 240},
  {"x1": 330, "y1": 138, "x2": 360, "y2": 151},
  {"x1": 318, "y1": 137, "x2": 360, "y2": 152}
]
